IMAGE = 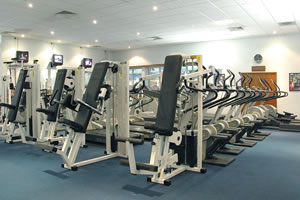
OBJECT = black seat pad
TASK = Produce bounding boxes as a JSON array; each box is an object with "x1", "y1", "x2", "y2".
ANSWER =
[
  {"x1": 152, "y1": 55, "x2": 182, "y2": 136},
  {"x1": 46, "y1": 69, "x2": 67, "y2": 122},
  {"x1": 58, "y1": 62, "x2": 109, "y2": 133},
  {"x1": 0, "y1": 103, "x2": 16, "y2": 110},
  {"x1": 7, "y1": 69, "x2": 28, "y2": 122},
  {"x1": 58, "y1": 118, "x2": 84, "y2": 133},
  {"x1": 36, "y1": 108, "x2": 55, "y2": 116}
]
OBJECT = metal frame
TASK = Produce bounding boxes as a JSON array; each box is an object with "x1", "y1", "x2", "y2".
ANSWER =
[
  {"x1": 55, "y1": 61, "x2": 129, "y2": 170},
  {"x1": 0, "y1": 62, "x2": 41, "y2": 144},
  {"x1": 0, "y1": 75, "x2": 9, "y2": 122},
  {"x1": 124, "y1": 55, "x2": 207, "y2": 185}
]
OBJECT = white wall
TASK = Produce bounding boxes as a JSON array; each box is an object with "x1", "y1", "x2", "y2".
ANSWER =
[
  {"x1": 0, "y1": 36, "x2": 107, "y2": 85},
  {"x1": 112, "y1": 33, "x2": 300, "y2": 116}
]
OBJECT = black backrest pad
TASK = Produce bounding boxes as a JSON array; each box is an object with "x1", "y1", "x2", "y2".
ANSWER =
[
  {"x1": 7, "y1": 69, "x2": 28, "y2": 122},
  {"x1": 47, "y1": 69, "x2": 67, "y2": 122},
  {"x1": 155, "y1": 55, "x2": 182, "y2": 136},
  {"x1": 74, "y1": 62, "x2": 109, "y2": 132}
]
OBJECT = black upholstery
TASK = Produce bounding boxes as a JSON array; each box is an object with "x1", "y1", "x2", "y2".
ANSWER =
[
  {"x1": 0, "y1": 103, "x2": 16, "y2": 110},
  {"x1": 58, "y1": 62, "x2": 109, "y2": 133},
  {"x1": 36, "y1": 69, "x2": 67, "y2": 122},
  {"x1": 5, "y1": 70, "x2": 28, "y2": 122},
  {"x1": 36, "y1": 108, "x2": 55, "y2": 116},
  {"x1": 152, "y1": 55, "x2": 183, "y2": 136},
  {"x1": 59, "y1": 118, "x2": 84, "y2": 132},
  {"x1": 61, "y1": 94, "x2": 77, "y2": 110}
]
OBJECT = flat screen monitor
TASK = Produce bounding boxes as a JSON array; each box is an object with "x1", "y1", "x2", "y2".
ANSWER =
[
  {"x1": 82, "y1": 58, "x2": 92, "y2": 68},
  {"x1": 16, "y1": 51, "x2": 29, "y2": 63},
  {"x1": 52, "y1": 54, "x2": 63, "y2": 66}
]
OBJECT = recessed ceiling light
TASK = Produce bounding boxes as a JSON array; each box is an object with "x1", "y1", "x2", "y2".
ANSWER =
[
  {"x1": 93, "y1": 20, "x2": 97, "y2": 24},
  {"x1": 153, "y1": 5, "x2": 158, "y2": 11},
  {"x1": 95, "y1": 39, "x2": 98, "y2": 43},
  {"x1": 28, "y1": 3, "x2": 33, "y2": 8},
  {"x1": 128, "y1": 46, "x2": 131, "y2": 49},
  {"x1": 57, "y1": 40, "x2": 61, "y2": 43},
  {"x1": 273, "y1": 30, "x2": 277, "y2": 34},
  {"x1": 136, "y1": 32, "x2": 140, "y2": 36},
  {"x1": 214, "y1": 19, "x2": 234, "y2": 25},
  {"x1": 21, "y1": 34, "x2": 25, "y2": 38},
  {"x1": 50, "y1": 31, "x2": 55, "y2": 35}
]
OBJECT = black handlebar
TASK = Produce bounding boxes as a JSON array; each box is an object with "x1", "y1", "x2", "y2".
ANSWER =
[
  {"x1": 131, "y1": 79, "x2": 145, "y2": 93},
  {"x1": 49, "y1": 90, "x2": 58, "y2": 106}
]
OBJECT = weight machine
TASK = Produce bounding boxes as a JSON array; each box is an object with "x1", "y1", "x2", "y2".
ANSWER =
[
  {"x1": 116, "y1": 55, "x2": 208, "y2": 185},
  {"x1": 36, "y1": 61, "x2": 130, "y2": 170},
  {"x1": 0, "y1": 54, "x2": 41, "y2": 143}
]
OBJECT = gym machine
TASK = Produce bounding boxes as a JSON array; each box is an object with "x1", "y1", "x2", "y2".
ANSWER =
[
  {"x1": 0, "y1": 51, "x2": 41, "y2": 143},
  {"x1": 36, "y1": 61, "x2": 130, "y2": 170},
  {"x1": 116, "y1": 55, "x2": 208, "y2": 185}
]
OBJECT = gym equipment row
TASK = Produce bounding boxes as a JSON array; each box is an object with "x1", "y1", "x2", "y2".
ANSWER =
[{"x1": 0, "y1": 51, "x2": 294, "y2": 186}]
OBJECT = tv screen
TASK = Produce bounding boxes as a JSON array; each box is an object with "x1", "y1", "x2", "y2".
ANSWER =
[
  {"x1": 82, "y1": 58, "x2": 92, "y2": 68},
  {"x1": 16, "y1": 51, "x2": 29, "y2": 63},
  {"x1": 52, "y1": 54, "x2": 63, "y2": 66}
]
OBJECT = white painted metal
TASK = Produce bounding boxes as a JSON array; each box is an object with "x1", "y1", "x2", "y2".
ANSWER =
[
  {"x1": 0, "y1": 75, "x2": 9, "y2": 122},
  {"x1": 0, "y1": 62, "x2": 41, "y2": 143},
  {"x1": 52, "y1": 61, "x2": 130, "y2": 170},
  {"x1": 124, "y1": 55, "x2": 206, "y2": 185}
]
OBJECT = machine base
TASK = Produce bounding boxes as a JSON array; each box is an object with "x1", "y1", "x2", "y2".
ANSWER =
[
  {"x1": 262, "y1": 126, "x2": 279, "y2": 130},
  {"x1": 253, "y1": 131, "x2": 271, "y2": 136},
  {"x1": 203, "y1": 155, "x2": 235, "y2": 167},
  {"x1": 243, "y1": 135, "x2": 265, "y2": 141},
  {"x1": 217, "y1": 146, "x2": 245, "y2": 155},
  {"x1": 230, "y1": 140, "x2": 257, "y2": 147}
]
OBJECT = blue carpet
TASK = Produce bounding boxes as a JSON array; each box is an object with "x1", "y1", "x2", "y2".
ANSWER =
[{"x1": 0, "y1": 130, "x2": 300, "y2": 200}]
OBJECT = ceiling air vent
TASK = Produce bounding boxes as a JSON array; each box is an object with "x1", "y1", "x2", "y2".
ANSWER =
[
  {"x1": 278, "y1": 21, "x2": 296, "y2": 26},
  {"x1": 147, "y1": 36, "x2": 163, "y2": 40},
  {"x1": 91, "y1": 45, "x2": 102, "y2": 48},
  {"x1": 1, "y1": 31, "x2": 16, "y2": 35},
  {"x1": 228, "y1": 26, "x2": 244, "y2": 32},
  {"x1": 55, "y1": 10, "x2": 78, "y2": 20},
  {"x1": 55, "y1": 10, "x2": 77, "y2": 15}
]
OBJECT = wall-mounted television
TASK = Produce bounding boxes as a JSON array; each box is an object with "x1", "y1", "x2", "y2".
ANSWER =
[
  {"x1": 52, "y1": 54, "x2": 63, "y2": 67},
  {"x1": 81, "y1": 58, "x2": 92, "y2": 68},
  {"x1": 16, "y1": 51, "x2": 29, "y2": 63}
]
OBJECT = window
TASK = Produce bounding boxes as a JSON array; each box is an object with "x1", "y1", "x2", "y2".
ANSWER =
[
  {"x1": 133, "y1": 68, "x2": 142, "y2": 83},
  {"x1": 146, "y1": 67, "x2": 162, "y2": 90},
  {"x1": 129, "y1": 65, "x2": 164, "y2": 89}
]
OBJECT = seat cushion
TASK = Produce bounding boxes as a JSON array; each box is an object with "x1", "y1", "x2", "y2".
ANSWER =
[
  {"x1": 58, "y1": 118, "x2": 85, "y2": 133},
  {"x1": 36, "y1": 108, "x2": 55, "y2": 116}
]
